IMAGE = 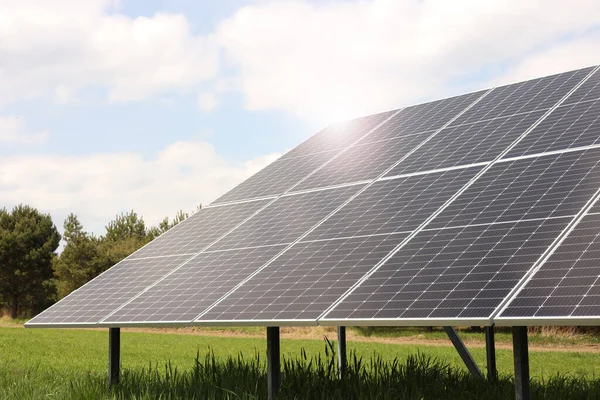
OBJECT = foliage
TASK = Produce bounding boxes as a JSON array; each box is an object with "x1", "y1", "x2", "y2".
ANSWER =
[
  {"x1": 50, "y1": 209, "x2": 191, "y2": 300},
  {"x1": 97, "y1": 210, "x2": 152, "y2": 271},
  {"x1": 0, "y1": 202, "x2": 193, "y2": 312},
  {"x1": 0, "y1": 205, "x2": 60, "y2": 317},
  {"x1": 53, "y1": 214, "x2": 103, "y2": 299},
  {"x1": 147, "y1": 209, "x2": 189, "y2": 240}
]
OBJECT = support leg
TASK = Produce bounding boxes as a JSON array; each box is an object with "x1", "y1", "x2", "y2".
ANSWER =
[
  {"x1": 337, "y1": 326, "x2": 347, "y2": 379},
  {"x1": 485, "y1": 325, "x2": 497, "y2": 382},
  {"x1": 513, "y1": 326, "x2": 530, "y2": 400},
  {"x1": 108, "y1": 328, "x2": 120, "y2": 387},
  {"x1": 443, "y1": 326, "x2": 483, "y2": 378},
  {"x1": 267, "y1": 327, "x2": 281, "y2": 400}
]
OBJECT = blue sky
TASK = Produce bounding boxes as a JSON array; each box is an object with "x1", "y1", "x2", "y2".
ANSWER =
[{"x1": 1, "y1": 0, "x2": 599, "y2": 236}]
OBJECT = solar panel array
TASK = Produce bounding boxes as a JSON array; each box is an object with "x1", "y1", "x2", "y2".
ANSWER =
[{"x1": 27, "y1": 65, "x2": 600, "y2": 328}]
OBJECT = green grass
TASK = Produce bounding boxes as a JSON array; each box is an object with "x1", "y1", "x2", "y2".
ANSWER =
[
  {"x1": 2, "y1": 327, "x2": 600, "y2": 378},
  {"x1": 2, "y1": 327, "x2": 600, "y2": 398}
]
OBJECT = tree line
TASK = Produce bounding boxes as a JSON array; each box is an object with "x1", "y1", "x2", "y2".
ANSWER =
[{"x1": 0, "y1": 204, "x2": 192, "y2": 318}]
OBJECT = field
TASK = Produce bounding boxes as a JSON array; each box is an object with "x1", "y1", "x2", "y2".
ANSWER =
[{"x1": 2, "y1": 324, "x2": 600, "y2": 398}]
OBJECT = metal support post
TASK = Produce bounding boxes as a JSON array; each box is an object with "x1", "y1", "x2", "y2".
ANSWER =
[
  {"x1": 108, "y1": 328, "x2": 120, "y2": 387},
  {"x1": 267, "y1": 327, "x2": 281, "y2": 400},
  {"x1": 513, "y1": 326, "x2": 530, "y2": 400},
  {"x1": 337, "y1": 326, "x2": 347, "y2": 379},
  {"x1": 443, "y1": 326, "x2": 483, "y2": 378},
  {"x1": 485, "y1": 325, "x2": 497, "y2": 382}
]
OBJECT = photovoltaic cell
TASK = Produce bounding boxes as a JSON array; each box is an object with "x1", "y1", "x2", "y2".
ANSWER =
[
  {"x1": 429, "y1": 148, "x2": 600, "y2": 229},
  {"x1": 562, "y1": 67, "x2": 600, "y2": 105},
  {"x1": 452, "y1": 68, "x2": 592, "y2": 126},
  {"x1": 361, "y1": 91, "x2": 485, "y2": 143},
  {"x1": 500, "y1": 212, "x2": 600, "y2": 319},
  {"x1": 324, "y1": 218, "x2": 571, "y2": 321},
  {"x1": 305, "y1": 166, "x2": 481, "y2": 241},
  {"x1": 103, "y1": 245, "x2": 286, "y2": 323},
  {"x1": 27, "y1": 255, "x2": 191, "y2": 325},
  {"x1": 384, "y1": 111, "x2": 544, "y2": 176},
  {"x1": 293, "y1": 134, "x2": 431, "y2": 191},
  {"x1": 504, "y1": 99, "x2": 600, "y2": 158},
  {"x1": 210, "y1": 185, "x2": 364, "y2": 251},
  {"x1": 589, "y1": 199, "x2": 600, "y2": 214},
  {"x1": 212, "y1": 150, "x2": 337, "y2": 204},
  {"x1": 199, "y1": 233, "x2": 406, "y2": 322},
  {"x1": 282, "y1": 110, "x2": 397, "y2": 159},
  {"x1": 130, "y1": 200, "x2": 269, "y2": 259}
]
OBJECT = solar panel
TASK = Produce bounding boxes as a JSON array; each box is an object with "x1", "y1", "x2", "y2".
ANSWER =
[
  {"x1": 497, "y1": 202, "x2": 600, "y2": 323},
  {"x1": 323, "y1": 218, "x2": 570, "y2": 323},
  {"x1": 129, "y1": 200, "x2": 270, "y2": 259},
  {"x1": 27, "y1": 255, "x2": 192, "y2": 325},
  {"x1": 293, "y1": 132, "x2": 442, "y2": 191},
  {"x1": 358, "y1": 91, "x2": 486, "y2": 144},
  {"x1": 504, "y1": 98, "x2": 600, "y2": 158},
  {"x1": 384, "y1": 110, "x2": 545, "y2": 176},
  {"x1": 429, "y1": 148, "x2": 600, "y2": 229},
  {"x1": 209, "y1": 185, "x2": 364, "y2": 251},
  {"x1": 562, "y1": 68, "x2": 600, "y2": 105},
  {"x1": 283, "y1": 110, "x2": 397, "y2": 159},
  {"x1": 198, "y1": 233, "x2": 406, "y2": 323},
  {"x1": 27, "y1": 64, "x2": 600, "y2": 329},
  {"x1": 451, "y1": 67, "x2": 592, "y2": 126},
  {"x1": 212, "y1": 150, "x2": 339, "y2": 205},
  {"x1": 213, "y1": 111, "x2": 399, "y2": 205},
  {"x1": 103, "y1": 245, "x2": 286, "y2": 324},
  {"x1": 305, "y1": 166, "x2": 481, "y2": 240},
  {"x1": 322, "y1": 80, "x2": 600, "y2": 324},
  {"x1": 289, "y1": 92, "x2": 487, "y2": 191}
]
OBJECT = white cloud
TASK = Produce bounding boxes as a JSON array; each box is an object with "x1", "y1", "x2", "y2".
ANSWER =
[
  {"x1": 0, "y1": 140, "x2": 279, "y2": 235},
  {"x1": 487, "y1": 32, "x2": 600, "y2": 86},
  {"x1": 0, "y1": 115, "x2": 49, "y2": 144},
  {"x1": 2, "y1": 0, "x2": 599, "y2": 235},
  {"x1": 197, "y1": 92, "x2": 218, "y2": 112},
  {"x1": 216, "y1": 0, "x2": 600, "y2": 123},
  {"x1": 0, "y1": 1, "x2": 218, "y2": 105},
  {"x1": 2, "y1": 0, "x2": 597, "y2": 120}
]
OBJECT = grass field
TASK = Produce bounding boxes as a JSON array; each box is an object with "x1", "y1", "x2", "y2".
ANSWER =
[{"x1": 2, "y1": 325, "x2": 600, "y2": 398}]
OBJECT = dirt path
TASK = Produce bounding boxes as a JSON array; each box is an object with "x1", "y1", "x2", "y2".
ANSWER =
[{"x1": 7, "y1": 323, "x2": 600, "y2": 353}]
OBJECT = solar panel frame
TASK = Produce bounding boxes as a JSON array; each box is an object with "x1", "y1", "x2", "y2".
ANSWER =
[
  {"x1": 383, "y1": 110, "x2": 546, "y2": 177},
  {"x1": 428, "y1": 148, "x2": 600, "y2": 230},
  {"x1": 317, "y1": 66, "x2": 600, "y2": 326},
  {"x1": 197, "y1": 233, "x2": 407, "y2": 324},
  {"x1": 504, "y1": 98, "x2": 600, "y2": 159},
  {"x1": 356, "y1": 91, "x2": 488, "y2": 144},
  {"x1": 212, "y1": 110, "x2": 402, "y2": 206},
  {"x1": 128, "y1": 199, "x2": 271, "y2": 259},
  {"x1": 320, "y1": 217, "x2": 573, "y2": 325},
  {"x1": 25, "y1": 254, "x2": 194, "y2": 328},
  {"x1": 304, "y1": 166, "x2": 483, "y2": 241},
  {"x1": 99, "y1": 244, "x2": 288, "y2": 325},
  {"x1": 281, "y1": 109, "x2": 399, "y2": 159},
  {"x1": 25, "y1": 65, "x2": 600, "y2": 329},
  {"x1": 561, "y1": 67, "x2": 600, "y2": 106},
  {"x1": 27, "y1": 197, "x2": 278, "y2": 327},
  {"x1": 211, "y1": 149, "x2": 341, "y2": 205},
  {"x1": 209, "y1": 184, "x2": 365, "y2": 251},
  {"x1": 191, "y1": 87, "x2": 493, "y2": 325},
  {"x1": 494, "y1": 186, "x2": 600, "y2": 326}
]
